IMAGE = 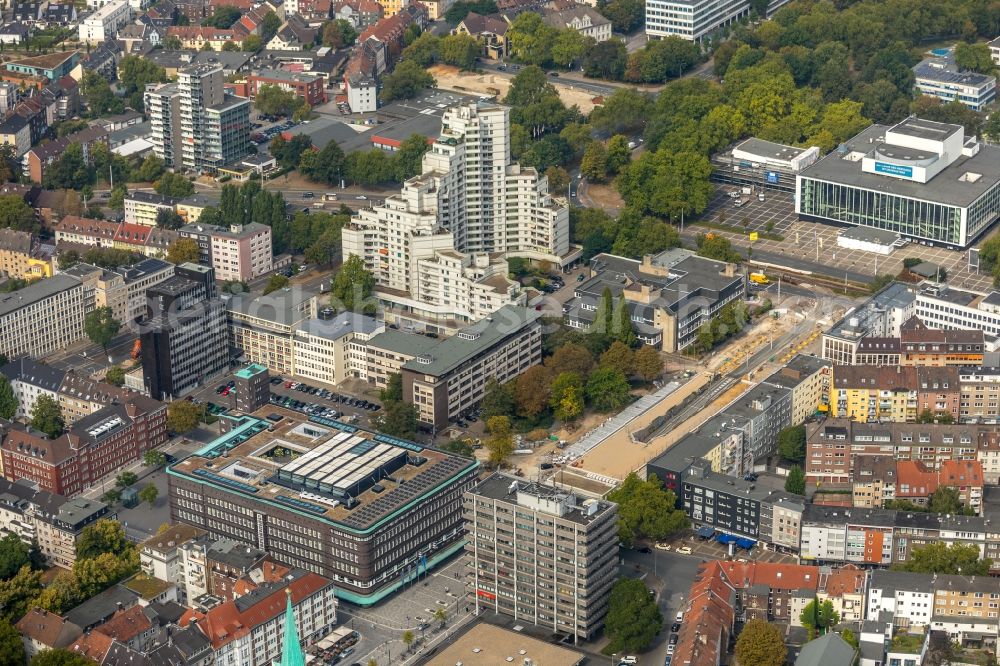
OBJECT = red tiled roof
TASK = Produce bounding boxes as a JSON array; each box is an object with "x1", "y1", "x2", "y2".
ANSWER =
[
  {"x1": 95, "y1": 606, "x2": 151, "y2": 644},
  {"x1": 716, "y1": 560, "x2": 821, "y2": 591},
  {"x1": 939, "y1": 459, "x2": 983, "y2": 487},
  {"x1": 182, "y1": 572, "x2": 330, "y2": 649},
  {"x1": 16, "y1": 609, "x2": 82, "y2": 649},
  {"x1": 54, "y1": 215, "x2": 120, "y2": 239},
  {"x1": 822, "y1": 564, "x2": 865, "y2": 599},
  {"x1": 113, "y1": 223, "x2": 152, "y2": 245},
  {"x1": 68, "y1": 630, "x2": 115, "y2": 663},
  {"x1": 672, "y1": 561, "x2": 735, "y2": 666},
  {"x1": 896, "y1": 460, "x2": 939, "y2": 498}
]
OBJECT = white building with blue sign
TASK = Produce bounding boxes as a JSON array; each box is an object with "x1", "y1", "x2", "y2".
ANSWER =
[
  {"x1": 711, "y1": 137, "x2": 820, "y2": 193},
  {"x1": 796, "y1": 116, "x2": 1000, "y2": 248}
]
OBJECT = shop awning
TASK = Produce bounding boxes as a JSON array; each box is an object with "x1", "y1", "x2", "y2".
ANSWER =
[
  {"x1": 717, "y1": 534, "x2": 736, "y2": 544},
  {"x1": 696, "y1": 526, "x2": 715, "y2": 538},
  {"x1": 736, "y1": 538, "x2": 756, "y2": 550}
]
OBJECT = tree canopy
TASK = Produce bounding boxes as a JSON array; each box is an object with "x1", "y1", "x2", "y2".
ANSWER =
[
  {"x1": 167, "y1": 400, "x2": 203, "y2": 434},
  {"x1": 892, "y1": 542, "x2": 991, "y2": 576},
  {"x1": 735, "y1": 620, "x2": 786, "y2": 666},
  {"x1": 607, "y1": 472, "x2": 688, "y2": 546},
  {"x1": 604, "y1": 578, "x2": 663, "y2": 653},
  {"x1": 30, "y1": 396, "x2": 64, "y2": 439}
]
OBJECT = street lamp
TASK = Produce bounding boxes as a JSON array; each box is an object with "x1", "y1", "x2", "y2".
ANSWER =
[{"x1": 612, "y1": 653, "x2": 617, "y2": 665}]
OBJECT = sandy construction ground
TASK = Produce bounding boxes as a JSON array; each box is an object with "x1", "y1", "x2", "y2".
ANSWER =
[{"x1": 427, "y1": 65, "x2": 602, "y2": 113}]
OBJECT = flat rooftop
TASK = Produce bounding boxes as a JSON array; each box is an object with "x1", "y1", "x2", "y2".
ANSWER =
[
  {"x1": 167, "y1": 410, "x2": 478, "y2": 532},
  {"x1": 0, "y1": 274, "x2": 80, "y2": 317},
  {"x1": 734, "y1": 137, "x2": 811, "y2": 162},
  {"x1": 425, "y1": 622, "x2": 584, "y2": 666},
  {"x1": 799, "y1": 122, "x2": 1000, "y2": 207},
  {"x1": 471, "y1": 473, "x2": 615, "y2": 526}
]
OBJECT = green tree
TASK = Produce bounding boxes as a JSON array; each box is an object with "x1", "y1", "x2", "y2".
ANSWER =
[
  {"x1": 607, "y1": 472, "x2": 688, "y2": 545},
  {"x1": 104, "y1": 365, "x2": 125, "y2": 387},
  {"x1": 118, "y1": 56, "x2": 167, "y2": 111},
  {"x1": 242, "y1": 34, "x2": 262, "y2": 51},
  {"x1": 504, "y1": 66, "x2": 570, "y2": 138},
  {"x1": 600, "y1": 340, "x2": 634, "y2": 376},
  {"x1": 586, "y1": 367, "x2": 630, "y2": 411},
  {"x1": 604, "y1": 578, "x2": 663, "y2": 653},
  {"x1": 271, "y1": 134, "x2": 314, "y2": 170},
  {"x1": 263, "y1": 273, "x2": 289, "y2": 295},
  {"x1": 76, "y1": 519, "x2": 130, "y2": 560},
  {"x1": 80, "y1": 71, "x2": 123, "y2": 116},
  {"x1": 0, "y1": 534, "x2": 29, "y2": 580},
  {"x1": 438, "y1": 33, "x2": 480, "y2": 69},
  {"x1": 444, "y1": 0, "x2": 498, "y2": 24},
  {"x1": 30, "y1": 648, "x2": 93, "y2": 666},
  {"x1": 154, "y1": 172, "x2": 195, "y2": 198},
  {"x1": 613, "y1": 298, "x2": 636, "y2": 346},
  {"x1": 441, "y1": 439, "x2": 474, "y2": 457},
  {"x1": 84, "y1": 306, "x2": 121, "y2": 356},
  {"x1": 167, "y1": 400, "x2": 203, "y2": 433},
  {"x1": 136, "y1": 154, "x2": 166, "y2": 183},
  {"x1": 778, "y1": 425, "x2": 806, "y2": 463},
  {"x1": 255, "y1": 83, "x2": 302, "y2": 117},
  {"x1": 401, "y1": 31, "x2": 439, "y2": 66},
  {"x1": 597, "y1": 0, "x2": 643, "y2": 32},
  {"x1": 0, "y1": 195, "x2": 37, "y2": 232},
  {"x1": 331, "y1": 255, "x2": 375, "y2": 314},
  {"x1": 143, "y1": 450, "x2": 167, "y2": 468},
  {"x1": 544, "y1": 165, "x2": 569, "y2": 194},
  {"x1": 800, "y1": 598, "x2": 840, "y2": 636},
  {"x1": 928, "y1": 486, "x2": 972, "y2": 515},
  {"x1": 381, "y1": 373, "x2": 403, "y2": 403},
  {"x1": 115, "y1": 472, "x2": 138, "y2": 489},
  {"x1": 322, "y1": 18, "x2": 358, "y2": 48},
  {"x1": 632, "y1": 345, "x2": 662, "y2": 382},
  {"x1": 892, "y1": 542, "x2": 990, "y2": 575},
  {"x1": 507, "y1": 13, "x2": 557, "y2": 66},
  {"x1": 841, "y1": 629, "x2": 859, "y2": 649},
  {"x1": 735, "y1": 620, "x2": 786, "y2": 666},
  {"x1": 580, "y1": 141, "x2": 608, "y2": 181},
  {"x1": 955, "y1": 41, "x2": 995, "y2": 74},
  {"x1": 606, "y1": 135, "x2": 632, "y2": 175},
  {"x1": 549, "y1": 372, "x2": 585, "y2": 422},
  {"x1": 30, "y1": 395, "x2": 64, "y2": 439},
  {"x1": 380, "y1": 61, "x2": 435, "y2": 102},
  {"x1": 583, "y1": 38, "x2": 628, "y2": 80},
  {"x1": 785, "y1": 465, "x2": 805, "y2": 494},
  {"x1": 482, "y1": 379, "x2": 515, "y2": 420},
  {"x1": 0, "y1": 617, "x2": 25, "y2": 666},
  {"x1": 101, "y1": 489, "x2": 121, "y2": 505},
  {"x1": 138, "y1": 484, "x2": 158, "y2": 507},
  {"x1": 514, "y1": 365, "x2": 552, "y2": 419},
  {"x1": 376, "y1": 401, "x2": 418, "y2": 439},
  {"x1": 0, "y1": 374, "x2": 17, "y2": 420},
  {"x1": 485, "y1": 415, "x2": 514, "y2": 467},
  {"x1": 203, "y1": 5, "x2": 241, "y2": 27},
  {"x1": 300, "y1": 141, "x2": 346, "y2": 185},
  {"x1": 261, "y1": 11, "x2": 281, "y2": 39},
  {"x1": 696, "y1": 234, "x2": 742, "y2": 262},
  {"x1": 550, "y1": 29, "x2": 586, "y2": 68},
  {"x1": 167, "y1": 238, "x2": 201, "y2": 265},
  {"x1": 0, "y1": 566, "x2": 41, "y2": 622},
  {"x1": 394, "y1": 134, "x2": 431, "y2": 182},
  {"x1": 401, "y1": 630, "x2": 415, "y2": 653}
]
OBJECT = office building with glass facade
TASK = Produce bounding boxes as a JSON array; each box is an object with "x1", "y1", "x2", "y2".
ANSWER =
[{"x1": 796, "y1": 117, "x2": 1000, "y2": 248}]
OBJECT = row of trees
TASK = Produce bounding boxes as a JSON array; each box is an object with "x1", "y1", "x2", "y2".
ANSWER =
[
  {"x1": 401, "y1": 31, "x2": 483, "y2": 70},
  {"x1": 42, "y1": 146, "x2": 167, "y2": 194},
  {"x1": 271, "y1": 132, "x2": 430, "y2": 187}
]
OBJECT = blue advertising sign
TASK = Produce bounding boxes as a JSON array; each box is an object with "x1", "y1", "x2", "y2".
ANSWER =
[
  {"x1": 874, "y1": 162, "x2": 914, "y2": 178},
  {"x1": 766, "y1": 171, "x2": 779, "y2": 184}
]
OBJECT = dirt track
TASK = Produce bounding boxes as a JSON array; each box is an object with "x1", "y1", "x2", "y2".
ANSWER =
[{"x1": 427, "y1": 65, "x2": 602, "y2": 113}]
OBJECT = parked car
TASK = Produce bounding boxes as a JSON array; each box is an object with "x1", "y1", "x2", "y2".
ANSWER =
[{"x1": 676, "y1": 546, "x2": 692, "y2": 555}]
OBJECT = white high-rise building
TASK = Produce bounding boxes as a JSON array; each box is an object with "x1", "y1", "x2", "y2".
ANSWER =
[
  {"x1": 341, "y1": 102, "x2": 571, "y2": 328},
  {"x1": 145, "y1": 63, "x2": 250, "y2": 172},
  {"x1": 645, "y1": 0, "x2": 791, "y2": 41}
]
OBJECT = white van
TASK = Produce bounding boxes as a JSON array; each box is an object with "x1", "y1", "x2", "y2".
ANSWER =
[{"x1": 620, "y1": 658, "x2": 638, "y2": 665}]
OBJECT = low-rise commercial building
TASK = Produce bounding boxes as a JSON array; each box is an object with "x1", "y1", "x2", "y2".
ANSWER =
[
  {"x1": 822, "y1": 282, "x2": 916, "y2": 365},
  {"x1": 178, "y1": 222, "x2": 273, "y2": 282},
  {"x1": 465, "y1": 474, "x2": 618, "y2": 642},
  {"x1": 167, "y1": 410, "x2": 479, "y2": 604},
  {"x1": 291, "y1": 313, "x2": 383, "y2": 386},
  {"x1": 401, "y1": 305, "x2": 541, "y2": 431},
  {"x1": 913, "y1": 54, "x2": 996, "y2": 111}
]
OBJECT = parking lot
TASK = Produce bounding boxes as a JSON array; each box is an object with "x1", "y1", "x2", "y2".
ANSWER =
[{"x1": 699, "y1": 187, "x2": 996, "y2": 292}]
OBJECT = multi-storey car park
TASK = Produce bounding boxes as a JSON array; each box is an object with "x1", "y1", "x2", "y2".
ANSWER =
[{"x1": 166, "y1": 410, "x2": 479, "y2": 605}]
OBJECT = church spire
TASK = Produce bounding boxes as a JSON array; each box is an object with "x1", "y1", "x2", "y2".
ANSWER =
[{"x1": 280, "y1": 588, "x2": 305, "y2": 666}]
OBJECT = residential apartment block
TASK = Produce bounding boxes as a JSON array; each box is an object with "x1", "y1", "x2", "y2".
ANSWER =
[
  {"x1": 0, "y1": 274, "x2": 87, "y2": 359},
  {"x1": 247, "y1": 69, "x2": 326, "y2": 106},
  {"x1": 139, "y1": 524, "x2": 208, "y2": 602},
  {"x1": 822, "y1": 282, "x2": 916, "y2": 365},
  {"x1": 0, "y1": 228, "x2": 51, "y2": 280},
  {"x1": 178, "y1": 222, "x2": 273, "y2": 282},
  {"x1": 167, "y1": 410, "x2": 480, "y2": 603},
  {"x1": 855, "y1": 317, "x2": 985, "y2": 367},
  {"x1": 465, "y1": 474, "x2": 618, "y2": 642},
  {"x1": 0, "y1": 477, "x2": 112, "y2": 567},
  {"x1": 401, "y1": 305, "x2": 541, "y2": 430},
  {"x1": 831, "y1": 365, "x2": 960, "y2": 423},
  {"x1": 145, "y1": 63, "x2": 250, "y2": 172},
  {"x1": 78, "y1": 0, "x2": 132, "y2": 43},
  {"x1": 124, "y1": 191, "x2": 179, "y2": 227},
  {"x1": 342, "y1": 102, "x2": 572, "y2": 328},
  {"x1": 181, "y1": 569, "x2": 338, "y2": 666}
]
